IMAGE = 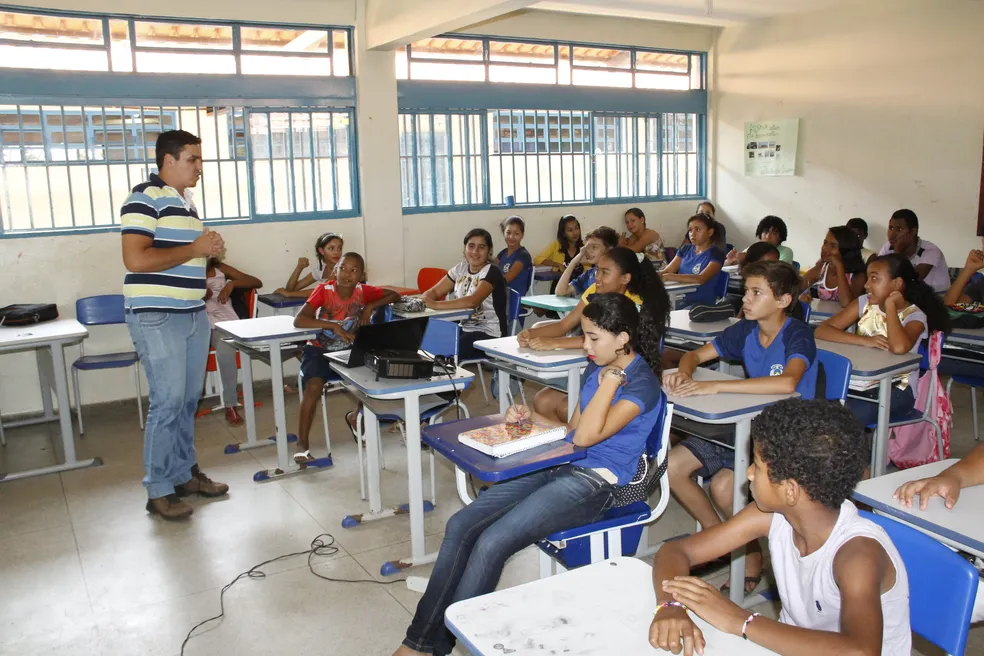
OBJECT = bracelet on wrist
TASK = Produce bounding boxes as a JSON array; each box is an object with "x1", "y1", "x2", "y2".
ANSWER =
[
  {"x1": 654, "y1": 600, "x2": 686, "y2": 617},
  {"x1": 741, "y1": 612, "x2": 761, "y2": 640}
]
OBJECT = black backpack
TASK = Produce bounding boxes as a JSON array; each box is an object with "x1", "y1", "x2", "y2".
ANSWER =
[{"x1": 0, "y1": 304, "x2": 58, "y2": 326}]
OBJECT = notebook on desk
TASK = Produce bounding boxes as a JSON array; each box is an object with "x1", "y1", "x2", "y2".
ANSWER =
[{"x1": 459, "y1": 420, "x2": 568, "y2": 458}]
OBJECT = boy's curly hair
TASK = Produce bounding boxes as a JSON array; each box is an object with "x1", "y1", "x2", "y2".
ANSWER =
[{"x1": 752, "y1": 399, "x2": 867, "y2": 509}]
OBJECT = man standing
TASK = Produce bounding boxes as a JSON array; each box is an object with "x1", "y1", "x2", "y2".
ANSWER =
[
  {"x1": 876, "y1": 208, "x2": 950, "y2": 293},
  {"x1": 121, "y1": 130, "x2": 229, "y2": 520}
]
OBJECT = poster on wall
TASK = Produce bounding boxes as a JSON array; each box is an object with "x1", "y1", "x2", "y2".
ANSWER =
[{"x1": 744, "y1": 119, "x2": 799, "y2": 177}]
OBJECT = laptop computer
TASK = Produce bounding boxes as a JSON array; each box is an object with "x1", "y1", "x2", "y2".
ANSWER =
[{"x1": 326, "y1": 317, "x2": 429, "y2": 368}]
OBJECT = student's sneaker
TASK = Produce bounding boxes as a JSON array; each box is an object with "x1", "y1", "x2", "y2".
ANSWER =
[
  {"x1": 146, "y1": 494, "x2": 194, "y2": 520},
  {"x1": 174, "y1": 466, "x2": 229, "y2": 498}
]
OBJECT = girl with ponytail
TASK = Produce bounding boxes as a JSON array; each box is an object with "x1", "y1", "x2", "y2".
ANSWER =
[
  {"x1": 519, "y1": 246, "x2": 670, "y2": 422},
  {"x1": 816, "y1": 253, "x2": 951, "y2": 426},
  {"x1": 393, "y1": 293, "x2": 667, "y2": 656}
]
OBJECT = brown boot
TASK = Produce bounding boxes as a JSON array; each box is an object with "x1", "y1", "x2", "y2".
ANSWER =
[
  {"x1": 175, "y1": 465, "x2": 229, "y2": 498},
  {"x1": 146, "y1": 494, "x2": 194, "y2": 520}
]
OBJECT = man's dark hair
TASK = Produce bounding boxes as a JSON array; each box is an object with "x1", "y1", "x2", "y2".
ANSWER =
[
  {"x1": 741, "y1": 260, "x2": 800, "y2": 313},
  {"x1": 890, "y1": 208, "x2": 918, "y2": 231},
  {"x1": 586, "y1": 226, "x2": 620, "y2": 249},
  {"x1": 156, "y1": 130, "x2": 202, "y2": 169},
  {"x1": 755, "y1": 215, "x2": 788, "y2": 243},
  {"x1": 752, "y1": 399, "x2": 867, "y2": 509},
  {"x1": 846, "y1": 217, "x2": 868, "y2": 236}
]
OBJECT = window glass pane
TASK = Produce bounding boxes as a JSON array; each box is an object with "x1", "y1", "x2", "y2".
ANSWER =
[
  {"x1": 635, "y1": 72, "x2": 691, "y2": 91},
  {"x1": 0, "y1": 45, "x2": 108, "y2": 71},
  {"x1": 395, "y1": 48, "x2": 409, "y2": 80},
  {"x1": 690, "y1": 54, "x2": 703, "y2": 89},
  {"x1": 240, "y1": 27, "x2": 328, "y2": 52},
  {"x1": 133, "y1": 21, "x2": 233, "y2": 50},
  {"x1": 635, "y1": 51, "x2": 687, "y2": 73},
  {"x1": 409, "y1": 61, "x2": 484, "y2": 81},
  {"x1": 489, "y1": 65, "x2": 556, "y2": 85},
  {"x1": 333, "y1": 30, "x2": 350, "y2": 76},
  {"x1": 109, "y1": 20, "x2": 133, "y2": 72},
  {"x1": 572, "y1": 46, "x2": 630, "y2": 69},
  {"x1": 0, "y1": 10, "x2": 103, "y2": 45},
  {"x1": 489, "y1": 41, "x2": 554, "y2": 65},
  {"x1": 241, "y1": 55, "x2": 332, "y2": 76},
  {"x1": 135, "y1": 51, "x2": 236, "y2": 74}
]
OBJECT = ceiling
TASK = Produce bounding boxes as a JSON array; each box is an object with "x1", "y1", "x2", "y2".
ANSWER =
[{"x1": 531, "y1": 0, "x2": 848, "y2": 26}]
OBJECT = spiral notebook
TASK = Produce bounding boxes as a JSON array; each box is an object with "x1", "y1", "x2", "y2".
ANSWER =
[{"x1": 458, "y1": 420, "x2": 568, "y2": 458}]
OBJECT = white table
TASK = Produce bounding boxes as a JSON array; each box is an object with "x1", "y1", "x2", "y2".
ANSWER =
[
  {"x1": 666, "y1": 368, "x2": 796, "y2": 605},
  {"x1": 329, "y1": 360, "x2": 473, "y2": 575},
  {"x1": 0, "y1": 319, "x2": 99, "y2": 481},
  {"x1": 667, "y1": 309, "x2": 738, "y2": 344},
  {"x1": 474, "y1": 336, "x2": 587, "y2": 420},
  {"x1": 664, "y1": 280, "x2": 699, "y2": 306},
  {"x1": 392, "y1": 307, "x2": 474, "y2": 322},
  {"x1": 214, "y1": 316, "x2": 328, "y2": 481},
  {"x1": 853, "y1": 459, "x2": 984, "y2": 559},
  {"x1": 519, "y1": 294, "x2": 580, "y2": 315},
  {"x1": 949, "y1": 327, "x2": 984, "y2": 348},
  {"x1": 815, "y1": 340, "x2": 921, "y2": 477},
  {"x1": 809, "y1": 299, "x2": 842, "y2": 323},
  {"x1": 446, "y1": 556, "x2": 778, "y2": 656}
]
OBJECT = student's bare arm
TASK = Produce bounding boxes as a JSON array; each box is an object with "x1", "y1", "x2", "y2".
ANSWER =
[
  {"x1": 293, "y1": 303, "x2": 337, "y2": 330},
  {"x1": 122, "y1": 232, "x2": 218, "y2": 273},
  {"x1": 573, "y1": 394, "x2": 640, "y2": 447},
  {"x1": 663, "y1": 260, "x2": 722, "y2": 285},
  {"x1": 943, "y1": 250, "x2": 984, "y2": 306},
  {"x1": 427, "y1": 280, "x2": 493, "y2": 310},
  {"x1": 502, "y1": 260, "x2": 525, "y2": 284},
  {"x1": 695, "y1": 358, "x2": 807, "y2": 396},
  {"x1": 661, "y1": 255, "x2": 682, "y2": 275},
  {"x1": 422, "y1": 276, "x2": 454, "y2": 303},
  {"x1": 217, "y1": 263, "x2": 262, "y2": 289},
  {"x1": 519, "y1": 302, "x2": 585, "y2": 344},
  {"x1": 815, "y1": 303, "x2": 871, "y2": 347},
  {"x1": 623, "y1": 231, "x2": 656, "y2": 254},
  {"x1": 895, "y1": 442, "x2": 984, "y2": 509},
  {"x1": 555, "y1": 254, "x2": 584, "y2": 296}
]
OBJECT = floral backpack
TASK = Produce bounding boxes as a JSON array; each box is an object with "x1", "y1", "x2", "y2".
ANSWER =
[{"x1": 888, "y1": 331, "x2": 951, "y2": 469}]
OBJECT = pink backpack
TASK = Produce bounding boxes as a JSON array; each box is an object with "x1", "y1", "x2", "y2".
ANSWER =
[{"x1": 888, "y1": 331, "x2": 951, "y2": 469}]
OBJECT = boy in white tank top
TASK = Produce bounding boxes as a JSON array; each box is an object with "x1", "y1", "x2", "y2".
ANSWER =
[{"x1": 650, "y1": 399, "x2": 911, "y2": 656}]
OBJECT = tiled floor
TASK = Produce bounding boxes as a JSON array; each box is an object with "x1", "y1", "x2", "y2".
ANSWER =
[{"x1": 1, "y1": 377, "x2": 982, "y2": 656}]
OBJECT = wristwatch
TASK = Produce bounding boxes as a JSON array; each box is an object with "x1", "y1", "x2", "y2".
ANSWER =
[{"x1": 600, "y1": 367, "x2": 628, "y2": 387}]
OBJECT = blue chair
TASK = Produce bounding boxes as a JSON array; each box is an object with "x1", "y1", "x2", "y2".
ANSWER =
[
  {"x1": 800, "y1": 300, "x2": 812, "y2": 323},
  {"x1": 711, "y1": 269, "x2": 730, "y2": 300},
  {"x1": 351, "y1": 319, "x2": 471, "y2": 505},
  {"x1": 816, "y1": 349, "x2": 852, "y2": 403},
  {"x1": 861, "y1": 511, "x2": 979, "y2": 655},
  {"x1": 792, "y1": 260, "x2": 801, "y2": 271},
  {"x1": 73, "y1": 295, "x2": 143, "y2": 435},
  {"x1": 537, "y1": 397, "x2": 674, "y2": 575},
  {"x1": 506, "y1": 288, "x2": 524, "y2": 336}
]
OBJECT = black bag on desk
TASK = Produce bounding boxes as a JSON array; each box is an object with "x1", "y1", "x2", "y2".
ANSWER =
[
  {"x1": 0, "y1": 303, "x2": 58, "y2": 326},
  {"x1": 687, "y1": 300, "x2": 736, "y2": 323}
]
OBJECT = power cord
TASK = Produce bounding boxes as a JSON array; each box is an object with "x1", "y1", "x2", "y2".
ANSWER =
[{"x1": 179, "y1": 533, "x2": 406, "y2": 656}]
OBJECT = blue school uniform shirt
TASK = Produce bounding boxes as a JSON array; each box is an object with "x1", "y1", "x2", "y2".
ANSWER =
[
  {"x1": 567, "y1": 354, "x2": 664, "y2": 485},
  {"x1": 677, "y1": 244, "x2": 725, "y2": 305},
  {"x1": 712, "y1": 317, "x2": 819, "y2": 399},
  {"x1": 496, "y1": 247, "x2": 534, "y2": 297},
  {"x1": 570, "y1": 267, "x2": 597, "y2": 296}
]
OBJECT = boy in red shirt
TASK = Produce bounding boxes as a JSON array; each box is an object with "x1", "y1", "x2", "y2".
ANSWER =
[{"x1": 293, "y1": 253, "x2": 399, "y2": 462}]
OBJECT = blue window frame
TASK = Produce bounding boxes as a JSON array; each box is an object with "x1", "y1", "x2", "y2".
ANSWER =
[{"x1": 398, "y1": 112, "x2": 485, "y2": 209}]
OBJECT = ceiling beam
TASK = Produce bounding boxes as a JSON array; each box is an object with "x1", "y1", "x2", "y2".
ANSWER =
[
  {"x1": 365, "y1": 0, "x2": 537, "y2": 51},
  {"x1": 532, "y1": 1, "x2": 748, "y2": 26}
]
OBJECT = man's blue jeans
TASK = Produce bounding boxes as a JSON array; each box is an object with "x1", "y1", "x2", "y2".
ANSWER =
[
  {"x1": 402, "y1": 466, "x2": 614, "y2": 655},
  {"x1": 125, "y1": 309, "x2": 210, "y2": 499}
]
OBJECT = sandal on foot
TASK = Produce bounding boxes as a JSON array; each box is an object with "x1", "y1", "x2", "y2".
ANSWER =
[
  {"x1": 720, "y1": 575, "x2": 763, "y2": 595},
  {"x1": 293, "y1": 449, "x2": 314, "y2": 464},
  {"x1": 345, "y1": 410, "x2": 361, "y2": 443}
]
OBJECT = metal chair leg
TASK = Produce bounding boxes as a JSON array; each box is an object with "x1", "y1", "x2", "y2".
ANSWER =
[
  {"x1": 476, "y1": 364, "x2": 489, "y2": 403},
  {"x1": 356, "y1": 409, "x2": 366, "y2": 501},
  {"x1": 72, "y1": 366, "x2": 84, "y2": 436},
  {"x1": 134, "y1": 363, "x2": 145, "y2": 430},
  {"x1": 972, "y1": 387, "x2": 980, "y2": 442}
]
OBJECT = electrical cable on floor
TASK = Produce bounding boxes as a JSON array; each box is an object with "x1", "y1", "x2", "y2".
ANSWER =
[{"x1": 179, "y1": 533, "x2": 407, "y2": 656}]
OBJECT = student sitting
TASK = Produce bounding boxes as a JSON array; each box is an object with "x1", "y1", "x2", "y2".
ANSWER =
[
  {"x1": 876, "y1": 208, "x2": 950, "y2": 293},
  {"x1": 619, "y1": 207, "x2": 667, "y2": 268},
  {"x1": 847, "y1": 217, "x2": 877, "y2": 264},
  {"x1": 292, "y1": 253, "x2": 399, "y2": 462},
  {"x1": 522, "y1": 247, "x2": 669, "y2": 423},
  {"x1": 276, "y1": 232, "x2": 344, "y2": 298},
  {"x1": 800, "y1": 226, "x2": 867, "y2": 308},
  {"x1": 495, "y1": 215, "x2": 533, "y2": 298},
  {"x1": 422, "y1": 228, "x2": 507, "y2": 360},
  {"x1": 944, "y1": 247, "x2": 984, "y2": 306},
  {"x1": 696, "y1": 200, "x2": 716, "y2": 219},
  {"x1": 650, "y1": 399, "x2": 911, "y2": 656},
  {"x1": 535, "y1": 215, "x2": 584, "y2": 281},
  {"x1": 815, "y1": 254, "x2": 951, "y2": 427},
  {"x1": 204, "y1": 257, "x2": 262, "y2": 426},
  {"x1": 555, "y1": 226, "x2": 620, "y2": 297},
  {"x1": 393, "y1": 292, "x2": 670, "y2": 656},
  {"x1": 726, "y1": 241, "x2": 779, "y2": 316},
  {"x1": 726, "y1": 215, "x2": 794, "y2": 266},
  {"x1": 664, "y1": 261, "x2": 819, "y2": 594},
  {"x1": 661, "y1": 213, "x2": 726, "y2": 307}
]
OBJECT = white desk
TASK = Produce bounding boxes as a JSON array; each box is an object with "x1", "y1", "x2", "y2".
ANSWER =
[
  {"x1": 392, "y1": 307, "x2": 474, "y2": 322},
  {"x1": 0, "y1": 319, "x2": 99, "y2": 481},
  {"x1": 816, "y1": 340, "x2": 921, "y2": 477},
  {"x1": 474, "y1": 336, "x2": 587, "y2": 420},
  {"x1": 664, "y1": 280, "x2": 699, "y2": 306},
  {"x1": 214, "y1": 316, "x2": 327, "y2": 481},
  {"x1": 949, "y1": 327, "x2": 984, "y2": 348},
  {"x1": 329, "y1": 360, "x2": 473, "y2": 575},
  {"x1": 519, "y1": 294, "x2": 580, "y2": 315},
  {"x1": 853, "y1": 459, "x2": 984, "y2": 559},
  {"x1": 666, "y1": 368, "x2": 796, "y2": 605},
  {"x1": 667, "y1": 309, "x2": 738, "y2": 344},
  {"x1": 446, "y1": 556, "x2": 778, "y2": 656},
  {"x1": 809, "y1": 299, "x2": 842, "y2": 323}
]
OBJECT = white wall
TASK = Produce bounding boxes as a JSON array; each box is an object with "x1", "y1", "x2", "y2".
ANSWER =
[
  {"x1": 0, "y1": 1, "x2": 714, "y2": 415},
  {"x1": 711, "y1": 0, "x2": 984, "y2": 267}
]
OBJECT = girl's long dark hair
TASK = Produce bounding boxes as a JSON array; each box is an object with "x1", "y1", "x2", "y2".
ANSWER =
[
  {"x1": 583, "y1": 293, "x2": 665, "y2": 376},
  {"x1": 314, "y1": 232, "x2": 342, "y2": 268},
  {"x1": 828, "y1": 226, "x2": 865, "y2": 275},
  {"x1": 557, "y1": 215, "x2": 584, "y2": 253},
  {"x1": 872, "y1": 254, "x2": 951, "y2": 334},
  {"x1": 595, "y1": 246, "x2": 670, "y2": 374}
]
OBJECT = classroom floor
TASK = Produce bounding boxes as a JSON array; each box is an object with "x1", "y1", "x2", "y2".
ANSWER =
[{"x1": 1, "y1": 376, "x2": 982, "y2": 656}]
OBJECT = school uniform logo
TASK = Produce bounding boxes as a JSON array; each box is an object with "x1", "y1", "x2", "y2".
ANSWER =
[
  {"x1": 769, "y1": 364, "x2": 784, "y2": 376},
  {"x1": 691, "y1": 264, "x2": 702, "y2": 274}
]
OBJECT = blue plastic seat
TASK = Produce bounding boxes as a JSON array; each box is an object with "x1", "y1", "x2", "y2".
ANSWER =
[
  {"x1": 711, "y1": 269, "x2": 730, "y2": 300},
  {"x1": 800, "y1": 300, "x2": 812, "y2": 323},
  {"x1": 73, "y1": 294, "x2": 143, "y2": 435},
  {"x1": 861, "y1": 511, "x2": 979, "y2": 655},
  {"x1": 816, "y1": 349, "x2": 852, "y2": 403}
]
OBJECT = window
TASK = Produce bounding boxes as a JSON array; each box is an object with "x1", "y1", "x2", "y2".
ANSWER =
[
  {"x1": 399, "y1": 113, "x2": 484, "y2": 209},
  {"x1": 0, "y1": 9, "x2": 351, "y2": 76},
  {"x1": 398, "y1": 110, "x2": 702, "y2": 211},
  {"x1": 397, "y1": 36, "x2": 703, "y2": 91}
]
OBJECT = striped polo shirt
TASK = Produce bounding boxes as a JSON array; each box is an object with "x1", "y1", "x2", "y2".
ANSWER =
[{"x1": 120, "y1": 173, "x2": 206, "y2": 313}]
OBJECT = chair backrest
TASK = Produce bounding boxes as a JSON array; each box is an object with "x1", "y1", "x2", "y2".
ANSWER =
[
  {"x1": 860, "y1": 511, "x2": 979, "y2": 655},
  {"x1": 711, "y1": 270, "x2": 730, "y2": 299},
  {"x1": 506, "y1": 288, "x2": 523, "y2": 324},
  {"x1": 416, "y1": 267, "x2": 447, "y2": 295},
  {"x1": 371, "y1": 305, "x2": 393, "y2": 324},
  {"x1": 421, "y1": 319, "x2": 459, "y2": 359},
  {"x1": 76, "y1": 294, "x2": 126, "y2": 326},
  {"x1": 645, "y1": 393, "x2": 672, "y2": 461},
  {"x1": 792, "y1": 260, "x2": 801, "y2": 271},
  {"x1": 816, "y1": 349, "x2": 852, "y2": 402},
  {"x1": 664, "y1": 246, "x2": 677, "y2": 262},
  {"x1": 800, "y1": 300, "x2": 811, "y2": 323}
]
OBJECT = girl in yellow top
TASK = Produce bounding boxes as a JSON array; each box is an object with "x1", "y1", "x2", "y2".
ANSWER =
[{"x1": 535, "y1": 215, "x2": 584, "y2": 277}]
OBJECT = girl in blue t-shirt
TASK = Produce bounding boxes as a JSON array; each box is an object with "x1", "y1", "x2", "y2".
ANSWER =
[
  {"x1": 394, "y1": 293, "x2": 670, "y2": 656},
  {"x1": 494, "y1": 215, "x2": 533, "y2": 297},
  {"x1": 661, "y1": 213, "x2": 726, "y2": 306}
]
